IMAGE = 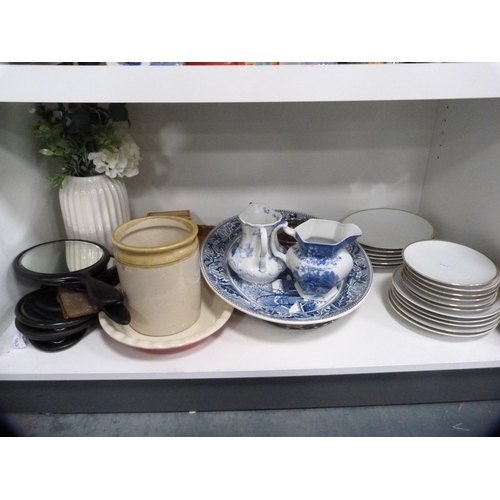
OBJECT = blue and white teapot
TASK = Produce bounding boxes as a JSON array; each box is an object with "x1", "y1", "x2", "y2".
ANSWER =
[{"x1": 228, "y1": 203, "x2": 287, "y2": 284}]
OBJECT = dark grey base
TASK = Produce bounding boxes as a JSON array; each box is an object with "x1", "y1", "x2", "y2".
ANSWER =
[
  {"x1": 2, "y1": 367, "x2": 500, "y2": 414},
  {"x1": 4, "y1": 400, "x2": 500, "y2": 437}
]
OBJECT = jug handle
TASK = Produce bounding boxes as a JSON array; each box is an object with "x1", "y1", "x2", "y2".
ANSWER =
[
  {"x1": 259, "y1": 227, "x2": 268, "y2": 273},
  {"x1": 270, "y1": 221, "x2": 296, "y2": 263}
]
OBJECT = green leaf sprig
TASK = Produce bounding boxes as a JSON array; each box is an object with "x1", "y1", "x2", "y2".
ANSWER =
[{"x1": 29, "y1": 103, "x2": 131, "y2": 187}]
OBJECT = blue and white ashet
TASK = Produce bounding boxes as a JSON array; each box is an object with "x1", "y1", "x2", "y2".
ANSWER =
[{"x1": 201, "y1": 210, "x2": 373, "y2": 328}]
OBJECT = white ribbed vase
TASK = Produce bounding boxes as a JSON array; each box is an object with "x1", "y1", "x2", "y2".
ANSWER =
[{"x1": 59, "y1": 175, "x2": 131, "y2": 254}]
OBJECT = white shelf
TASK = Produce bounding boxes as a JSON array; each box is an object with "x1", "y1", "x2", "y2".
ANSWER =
[
  {"x1": 2, "y1": 63, "x2": 500, "y2": 411},
  {"x1": 2, "y1": 63, "x2": 500, "y2": 103},
  {"x1": 2, "y1": 272, "x2": 500, "y2": 382}
]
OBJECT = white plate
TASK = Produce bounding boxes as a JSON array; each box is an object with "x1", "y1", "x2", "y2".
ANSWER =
[
  {"x1": 365, "y1": 248, "x2": 404, "y2": 258},
  {"x1": 391, "y1": 286, "x2": 500, "y2": 328},
  {"x1": 364, "y1": 248, "x2": 403, "y2": 259},
  {"x1": 388, "y1": 290, "x2": 496, "y2": 337},
  {"x1": 389, "y1": 289, "x2": 497, "y2": 333},
  {"x1": 403, "y1": 240, "x2": 499, "y2": 287},
  {"x1": 403, "y1": 264, "x2": 499, "y2": 297},
  {"x1": 366, "y1": 252, "x2": 403, "y2": 264},
  {"x1": 370, "y1": 259, "x2": 403, "y2": 269},
  {"x1": 362, "y1": 244, "x2": 402, "y2": 255},
  {"x1": 342, "y1": 208, "x2": 435, "y2": 250},
  {"x1": 371, "y1": 261, "x2": 403, "y2": 268},
  {"x1": 401, "y1": 268, "x2": 498, "y2": 310},
  {"x1": 392, "y1": 267, "x2": 500, "y2": 320},
  {"x1": 99, "y1": 279, "x2": 233, "y2": 350}
]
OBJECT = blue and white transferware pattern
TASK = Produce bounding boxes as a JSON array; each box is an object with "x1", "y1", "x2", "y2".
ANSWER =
[
  {"x1": 227, "y1": 203, "x2": 286, "y2": 284},
  {"x1": 270, "y1": 218, "x2": 362, "y2": 302},
  {"x1": 201, "y1": 210, "x2": 373, "y2": 328}
]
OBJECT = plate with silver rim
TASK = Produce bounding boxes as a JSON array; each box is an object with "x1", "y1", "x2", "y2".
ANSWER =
[
  {"x1": 390, "y1": 287, "x2": 500, "y2": 328},
  {"x1": 342, "y1": 208, "x2": 434, "y2": 269},
  {"x1": 200, "y1": 209, "x2": 373, "y2": 328},
  {"x1": 388, "y1": 289, "x2": 496, "y2": 337},
  {"x1": 363, "y1": 253, "x2": 403, "y2": 269},
  {"x1": 401, "y1": 267, "x2": 498, "y2": 310},
  {"x1": 403, "y1": 240, "x2": 499, "y2": 289},
  {"x1": 342, "y1": 208, "x2": 435, "y2": 250},
  {"x1": 391, "y1": 266, "x2": 500, "y2": 320},
  {"x1": 403, "y1": 264, "x2": 499, "y2": 297}
]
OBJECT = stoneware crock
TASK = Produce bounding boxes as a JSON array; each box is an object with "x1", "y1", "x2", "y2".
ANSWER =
[{"x1": 112, "y1": 216, "x2": 201, "y2": 336}]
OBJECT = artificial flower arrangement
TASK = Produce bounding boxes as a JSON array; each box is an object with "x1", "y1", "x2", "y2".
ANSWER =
[{"x1": 29, "y1": 103, "x2": 140, "y2": 187}]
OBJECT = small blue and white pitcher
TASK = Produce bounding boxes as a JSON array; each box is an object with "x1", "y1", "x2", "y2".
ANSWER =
[
  {"x1": 270, "y1": 218, "x2": 362, "y2": 301},
  {"x1": 228, "y1": 203, "x2": 287, "y2": 284}
]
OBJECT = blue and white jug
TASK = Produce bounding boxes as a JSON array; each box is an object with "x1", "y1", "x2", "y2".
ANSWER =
[
  {"x1": 271, "y1": 218, "x2": 362, "y2": 301},
  {"x1": 228, "y1": 203, "x2": 287, "y2": 284}
]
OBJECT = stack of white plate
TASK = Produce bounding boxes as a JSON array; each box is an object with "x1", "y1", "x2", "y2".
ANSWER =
[
  {"x1": 388, "y1": 240, "x2": 500, "y2": 337},
  {"x1": 342, "y1": 208, "x2": 435, "y2": 269}
]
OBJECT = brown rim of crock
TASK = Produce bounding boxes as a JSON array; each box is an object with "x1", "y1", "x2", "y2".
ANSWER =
[{"x1": 111, "y1": 216, "x2": 199, "y2": 255}]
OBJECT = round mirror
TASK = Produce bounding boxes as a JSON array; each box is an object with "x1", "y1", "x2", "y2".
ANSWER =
[
  {"x1": 13, "y1": 240, "x2": 110, "y2": 284},
  {"x1": 13, "y1": 239, "x2": 129, "y2": 325}
]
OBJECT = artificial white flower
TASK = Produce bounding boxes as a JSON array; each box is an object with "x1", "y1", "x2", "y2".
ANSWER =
[{"x1": 88, "y1": 127, "x2": 141, "y2": 179}]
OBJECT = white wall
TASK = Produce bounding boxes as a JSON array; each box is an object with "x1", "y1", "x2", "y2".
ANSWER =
[
  {"x1": 419, "y1": 98, "x2": 500, "y2": 264},
  {"x1": 125, "y1": 100, "x2": 438, "y2": 224},
  {"x1": 0, "y1": 103, "x2": 64, "y2": 333}
]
